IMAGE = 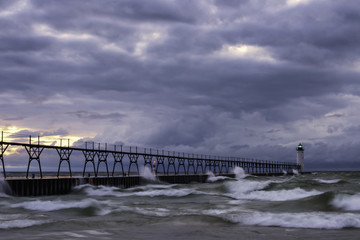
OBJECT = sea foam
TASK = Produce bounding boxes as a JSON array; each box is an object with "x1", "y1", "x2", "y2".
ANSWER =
[
  {"x1": 226, "y1": 176, "x2": 321, "y2": 201},
  {"x1": 239, "y1": 187, "x2": 322, "y2": 201},
  {"x1": 315, "y1": 178, "x2": 341, "y2": 184},
  {"x1": 206, "y1": 171, "x2": 230, "y2": 182},
  {"x1": 0, "y1": 219, "x2": 48, "y2": 229},
  {"x1": 140, "y1": 166, "x2": 157, "y2": 181},
  {"x1": 83, "y1": 184, "x2": 198, "y2": 198},
  {"x1": 229, "y1": 211, "x2": 360, "y2": 229},
  {"x1": 233, "y1": 167, "x2": 247, "y2": 179},
  {"x1": 332, "y1": 193, "x2": 360, "y2": 211},
  {"x1": 11, "y1": 198, "x2": 99, "y2": 211}
]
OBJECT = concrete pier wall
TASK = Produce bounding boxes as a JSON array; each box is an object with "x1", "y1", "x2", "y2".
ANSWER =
[
  {"x1": 4, "y1": 174, "x2": 236, "y2": 197},
  {"x1": 3, "y1": 172, "x2": 299, "y2": 197}
]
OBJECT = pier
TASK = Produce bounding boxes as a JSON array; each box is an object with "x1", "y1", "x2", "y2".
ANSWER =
[{"x1": 0, "y1": 133, "x2": 300, "y2": 196}]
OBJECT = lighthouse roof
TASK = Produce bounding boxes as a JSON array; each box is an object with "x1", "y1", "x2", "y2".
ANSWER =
[{"x1": 297, "y1": 143, "x2": 304, "y2": 150}]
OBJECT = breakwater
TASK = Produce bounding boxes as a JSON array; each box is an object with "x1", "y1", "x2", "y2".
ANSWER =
[
  {"x1": 0, "y1": 134, "x2": 300, "y2": 196},
  {"x1": 4, "y1": 174, "x2": 236, "y2": 196}
]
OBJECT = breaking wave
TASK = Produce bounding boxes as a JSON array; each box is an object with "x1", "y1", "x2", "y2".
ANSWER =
[
  {"x1": 225, "y1": 211, "x2": 360, "y2": 229},
  {"x1": 80, "y1": 184, "x2": 200, "y2": 198},
  {"x1": 332, "y1": 193, "x2": 360, "y2": 211},
  {"x1": 0, "y1": 219, "x2": 48, "y2": 229},
  {"x1": 315, "y1": 178, "x2": 342, "y2": 184},
  {"x1": 11, "y1": 198, "x2": 99, "y2": 211},
  {"x1": 206, "y1": 171, "x2": 231, "y2": 182}
]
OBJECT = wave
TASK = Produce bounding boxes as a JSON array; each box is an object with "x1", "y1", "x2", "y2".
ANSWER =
[
  {"x1": 332, "y1": 193, "x2": 360, "y2": 211},
  {"x1": 206, "y1": 171, "x2": 231, "y2": 182},
  {"x1": 82, "y1": 184, "x2": 200, "y2": 198},
  {"x1": 233, "y1": 167, "x2": 247, "y2": 179},
  {"x1": 11, "y1": 198, "x2": 102, "y2": 212},
  {"x1": 225, "y1": 176, "x2": 323, "y2": 201},
  {"x1": 225, "y1": 211, "x2": 360, "y2": 229},
  {"x1": 0, "y1": 219, "x2": 48, "y2": 229},
  {"x1": 238, "y1": 188, "x2": 322, "y2": 201},
  {"x1": 0, "y1": 213, "x2": 50, "y2": 229},
  {"x1": 314, "y1": 178, "x2": 342, "y2": 184},
  {"x1": 226, "y1": 179, "x2": 272, "y2": 196},
  {"x1": 140, "y1": 166, "x2": 158, "y2": 182}
]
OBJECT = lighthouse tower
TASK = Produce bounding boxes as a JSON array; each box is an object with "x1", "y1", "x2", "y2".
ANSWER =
[{"x1": 296, "y1": 143, "x2": 304, "y2": 172}]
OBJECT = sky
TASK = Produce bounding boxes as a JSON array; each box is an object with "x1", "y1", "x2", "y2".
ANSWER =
[{"x1": 1, "y1": 0, "x2": 360, "y2": 172}]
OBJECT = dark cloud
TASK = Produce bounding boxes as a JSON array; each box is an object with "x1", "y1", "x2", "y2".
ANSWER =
[
  {"x1": 68, "y1": 111, "x2": 125, "y2": 121},
  {"x1": 1, "y1": 0, "x2": 360, "y2": 171}
]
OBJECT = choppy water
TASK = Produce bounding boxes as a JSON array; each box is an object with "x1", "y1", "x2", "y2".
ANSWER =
[{"x1": 1, "y1": 169, "x2": 360, "y2": 239}]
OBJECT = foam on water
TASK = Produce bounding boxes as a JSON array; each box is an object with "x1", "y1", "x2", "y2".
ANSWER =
[
  {"x1": 332, "y1": 193, "x2": 360, "y2": 211},
  {"x1": 0, "y1": 213, "x2": 49, "y2": 229},
  {"x1": 233, "y1": 167, "x2": 247, "y2": 179},
  {"x1": 11, "y1": 198, "x2": 100, "y2": 211},
  {"x1": 315, "y1": 178, "x2": 341, "y2": 184},
  {"x1": 132, "y1": 188, "x2": 196, "y2": 197},
  {"x1": 227, "y1": 211, "x2": 360, "y2": 229},
  {"x1": 206, "y1": 171, "x2": 230, "y2": 182},
  {"x1": 226, "y1": 179, "x2": 272, "y2": 196},
  {"x1": 129, "y1": 184, "x2": 177, "y2": 191},
  {"x1": 140, "y1": 166, "x2": 157, "y2": 181},
  {"x1": 0, "y1": 219, "x2": 48, "y2": 229},
  {"x1": 239, "y1": 187, "x2": 323, "y2": 201},
  {"x1": 83, "y1": 184, "x2": 198, "y2": 198},
  {"x1": 225, "y1": 174, "x2": 321, "y2": 201}
]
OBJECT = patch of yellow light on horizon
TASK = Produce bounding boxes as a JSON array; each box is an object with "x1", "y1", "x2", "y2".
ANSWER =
[
  {"x1": 1, "y1": 126, "x2": 21, "y2": 138},
  {"x1": 216, "y1": 44, "x2": 277, "y2": 63},
  {"x1": 1, "y1": 126, "x2": 85, "y2": 155}
]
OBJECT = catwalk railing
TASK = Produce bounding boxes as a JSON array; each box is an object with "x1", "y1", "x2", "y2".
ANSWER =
[{"x1": 0, "y1": 134, "x2": 300, "y2": 179}]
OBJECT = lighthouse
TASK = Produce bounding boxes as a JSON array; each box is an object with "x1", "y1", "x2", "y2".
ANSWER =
[{"x1": 296, "y1": 143, "x2": 304, "y2": 172}]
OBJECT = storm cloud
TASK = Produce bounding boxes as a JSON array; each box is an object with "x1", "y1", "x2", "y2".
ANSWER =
[{"x1": 1, "y1": 0, "x2": 360, "y2": 171}]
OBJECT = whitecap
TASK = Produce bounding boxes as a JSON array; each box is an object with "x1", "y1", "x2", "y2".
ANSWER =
[
  {"x1": 226, "y1": 179, "x2": 272, "y2": 196},
  {"x1": 233, "y1": 167, "x2": 247, "y2": 179},
  {"x1": 82, "y1": 230, "x2": 111, "y2": 236},
  {"x1": 132, "y1": 188, "x2": 196, "y2": 197},
  {"x1": 63, "y1": 232, "x2": 87, "y2": 238},
  {"x1": 11, "y1": 198, "x2": 99, "y2": 211},
  {"x1": 332, "y1": 193, "x2": 360, "y2": 211},
  {"x1": 133, "y1": 207, "x2": 171, "y2": 217},
  {"x1": 239, "y1": 187, "x2": 322, "y2": 201},
  {"x1": 315, "y1": 178, "x2": 341, "y2": 184},
  {"x1": 207, "y1": 175, "x2": 230, "y2": 183},
  {"x1": 0, "y1": 219, "x2": 47, "y2": 229},
  {"x1": 140, "y1": 166, "x2": 157, "y2": 181},
  {"x1": 83, "y1": 185, "x2": 121, "y2": 197},
  {"x1": 226, "y1": 211, "x2": 360, "y2": 229},
  {"x1": 83, "y1": 184, "x2": 197, "y2": 198},
  {"x1": 225, "y1": 176, "x2": 320, "y2": 201},
  {"x1": 206, "y1": 171, "x2": 226, "y2": 182},
  {"x1": 129, "y1": 184, "x2": 177, "y2": 191}
]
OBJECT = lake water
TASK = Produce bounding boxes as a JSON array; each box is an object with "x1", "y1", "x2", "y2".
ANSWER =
[{"x1": 1, "y1": 169, "x2": 360, "y2": 239}]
